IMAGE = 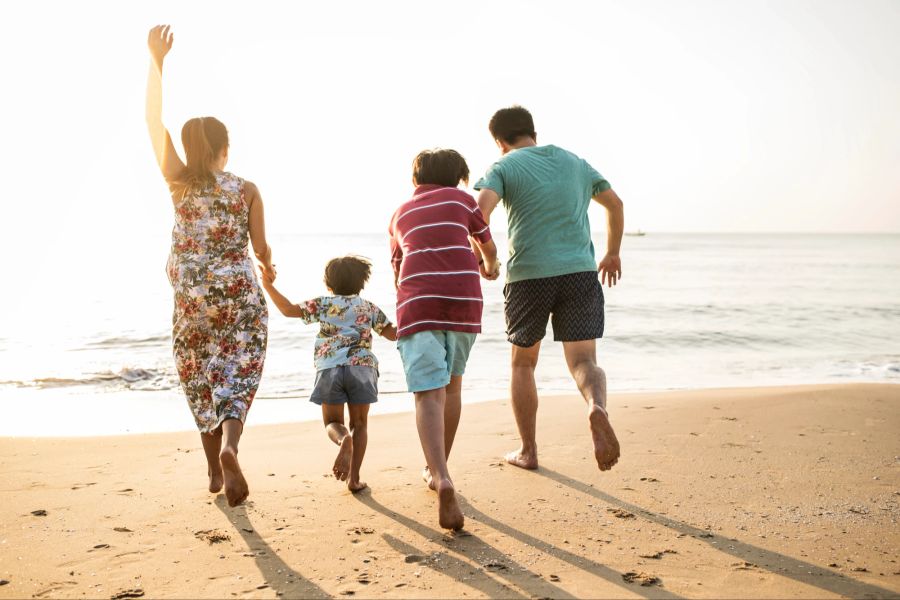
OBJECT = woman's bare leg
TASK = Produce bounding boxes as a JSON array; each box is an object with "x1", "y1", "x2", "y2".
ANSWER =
[
  {"x1": 200, "y1": 430, "x2": 224, "y2": 493},
  {"x1": 219, "y1": 418, "x2": 249, "y2": 506}
]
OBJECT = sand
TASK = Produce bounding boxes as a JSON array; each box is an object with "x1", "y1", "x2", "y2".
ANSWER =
[{"x1": 1, "y1": 383, "x2": 898, "y2": 599}]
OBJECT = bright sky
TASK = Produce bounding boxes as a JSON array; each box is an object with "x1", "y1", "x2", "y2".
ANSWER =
[{"x1": 2, "y1": 0, "x2": 899, "y2": 271}]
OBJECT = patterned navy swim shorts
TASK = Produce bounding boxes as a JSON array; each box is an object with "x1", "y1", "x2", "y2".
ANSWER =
[{"x1": 503, "y1": 271, "x2": 605, "y2": 347}]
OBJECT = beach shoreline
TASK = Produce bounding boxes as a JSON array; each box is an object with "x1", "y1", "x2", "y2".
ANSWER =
[{"x1": 2, "y1": 383, "x2": 898, "y2": 598}]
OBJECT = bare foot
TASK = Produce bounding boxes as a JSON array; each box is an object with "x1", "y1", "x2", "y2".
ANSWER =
[
  {"x1": 219, "y1": 448, "x2": 249, "y2": 507},
  {"x1": 333, "y1": 436, "x2": 352, "y2": 481},
  {"x1": 589, "y1": 405, "x2": 620, "y2": 471},
  {"x1": 348, "y1": 479, "x2": 368, "y2": 493},
  {"x1": 436, "y1": 480, "x2": 465, "y2": 530},
  {"x1": 421, "y1": 466, "x2": 436, "y2": 491},
  {"x1": 208, "y1": 467, "x2": 223, "y2": 494},
  {"x1": 505, "y1": 448, "x2": 538, "y2": 470}
]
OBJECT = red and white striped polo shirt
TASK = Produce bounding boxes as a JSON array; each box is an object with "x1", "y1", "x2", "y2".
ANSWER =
[{"x1": 388, "y1": 184, "x2": 493, "y2": 338}]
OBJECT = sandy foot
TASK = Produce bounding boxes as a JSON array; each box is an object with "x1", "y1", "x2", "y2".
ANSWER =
[
  {"x1": 590, "y1": 405, "x2": 620, "y2": 471},
  {"x1": 219, "y1": 448, "x2": 249, "y2": 507},
  {"x1": 436, "y1": 481, "x2": 465, "y2": 531},
  {"x1": 207, "y1": 467, "x2": 223, "y2": 494},
  {"x1": 422, "y1": 466, "x2": 436, "y2": 491},
  {"x1": 347, "y1": 479, "x2": 368, "y2": 493},
  {"x1": 333, "y1": 436, "x2": 353, "y2": 482},
  {"x1": 505, "y1": 448, "x2": 538, "y2": 470}
]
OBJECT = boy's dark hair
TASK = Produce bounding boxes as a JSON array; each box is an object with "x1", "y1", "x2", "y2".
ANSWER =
[
  {"x1": 412, "y1": 148, "x2": 470, "y2": 187},
  {"x1": 324, "y1": 256, "x2": 372, "y2": 295},
  {"x1": 488, "y1": 106, "x2": 536, "y2": 145}
]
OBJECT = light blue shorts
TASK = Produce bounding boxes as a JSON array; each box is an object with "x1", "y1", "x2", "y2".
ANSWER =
[{"x1": 397, "y1": 330, "x2": 477, "y2": 393}]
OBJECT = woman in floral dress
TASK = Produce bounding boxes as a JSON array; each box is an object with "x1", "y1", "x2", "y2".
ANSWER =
[{"x1": 145, "y1": 25, "x2": 273, "y2": 506}]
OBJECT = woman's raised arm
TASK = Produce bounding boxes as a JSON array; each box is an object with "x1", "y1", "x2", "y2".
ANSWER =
[{"x1": 145, "y1": 25, "x2": 185, "y2": 185}]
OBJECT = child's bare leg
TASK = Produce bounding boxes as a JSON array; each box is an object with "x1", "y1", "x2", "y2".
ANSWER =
[
  {"x1": 200, "y1": 430, "x2": 224, "y2": 493},
  {"x1": 219, "y1": 419, "x2": 249, "y2": 506},
  {"x1": 415, "y1": 387, "x2": 464, "y2": 530},
  {"x1": 347, "y1": 404, "x2": 369, "y2": 492},
  {"x1": 423, "y1": 375, "x2": 463, "y2": 491},
  {"x1": 322, "y1": 404, "x2": 352, "y2": 481}
]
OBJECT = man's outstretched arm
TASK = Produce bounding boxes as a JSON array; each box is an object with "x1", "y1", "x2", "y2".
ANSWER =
[{"x1": 592, "y1": 189, "x2": 624, "y2": 287}]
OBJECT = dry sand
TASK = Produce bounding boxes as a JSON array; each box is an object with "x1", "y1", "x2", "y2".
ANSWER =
[{"x1": 1, "y1": 383, "x2": 898, "y2": 599}]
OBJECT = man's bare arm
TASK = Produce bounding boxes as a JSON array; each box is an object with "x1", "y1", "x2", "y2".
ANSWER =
[
  {"x1": 592, "y1": 188, "x2": 624, "y2": 287},
  {"x1": 476, "y1": 189, "x2": 501, "y2": 224}
]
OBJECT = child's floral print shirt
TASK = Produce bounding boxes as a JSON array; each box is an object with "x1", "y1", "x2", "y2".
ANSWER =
[{"x1": 298, "y1": 295, "x2": 392, "y2": 371}]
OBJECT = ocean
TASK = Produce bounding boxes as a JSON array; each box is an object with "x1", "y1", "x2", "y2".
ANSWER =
[{"x1": 1, "y1": 232, "x2": 898, "y2": 436}]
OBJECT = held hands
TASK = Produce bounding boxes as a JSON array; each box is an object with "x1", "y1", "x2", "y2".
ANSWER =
[
  {"x1": 598, "y1": 253, "x2": 622, "y2": 287},
  {"x1": 480, "y1": 260, "x2": 501, "y2": 281},
  {"x1": 257, "y1": 264, "x2": 276, "y2": 287},
  {"x1": 147, "y1": 25, "x2": 174, "y2": 67}
]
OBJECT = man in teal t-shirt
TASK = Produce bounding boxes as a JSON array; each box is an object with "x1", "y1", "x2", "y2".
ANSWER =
[{"x1": 473, "y1": 105, "x2": 624, "y2": 474}]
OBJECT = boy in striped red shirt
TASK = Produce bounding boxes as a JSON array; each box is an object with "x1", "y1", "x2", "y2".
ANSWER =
[{"x1": 388, "y1": 149, "x2": 499, "y2": 530}]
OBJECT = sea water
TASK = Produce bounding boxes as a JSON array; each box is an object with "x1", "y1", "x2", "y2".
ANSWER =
[{"x1": 1, "y1": 233, "x2": 898, "y2": 435}]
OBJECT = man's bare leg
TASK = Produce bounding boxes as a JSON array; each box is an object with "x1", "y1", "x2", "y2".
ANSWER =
[
  {"x1": 563, "y1": 339, "x2": 620, "y2": 471},
  {"x1": 322, "y1": 404, "x2": 353, "y2": 482},
  {"x1": 347, "y1": 404, "x2": 369, "y2": 493},
  {"x1": 415, "y1": 387, "x2": 464, "y2": 530},
  {"x1": 506, "y1": 342, "x2": 541, "y2": 469},
  {"x1": 423, "y1": 375, "x2": 463, "y2": 490},
  {"x1": 200, "y1": 430, "x2": 224, "y2": 493},
  {"x1": 219, "y1": 418, "x2": 249, "y2": 506}
]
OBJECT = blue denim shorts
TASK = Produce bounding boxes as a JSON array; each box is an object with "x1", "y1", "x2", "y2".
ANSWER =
[
  {"x1": 396, "y1": 330, "x2": 477, "y2": 393},
  {"x1": 309, "y1": 366, "x2": 379, "y2": 405}
]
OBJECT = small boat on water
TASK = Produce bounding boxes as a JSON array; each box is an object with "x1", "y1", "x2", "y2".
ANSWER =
[{"x1": 625, "y1": 230, "x2": 646, "y2": 237}]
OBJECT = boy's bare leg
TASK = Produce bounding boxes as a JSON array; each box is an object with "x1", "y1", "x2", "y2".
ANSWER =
[
  {"x1": 415, "y1": 388, "x2": 464, "y2": 530},
  {"x1": 347, "y1": 404, "x2": 369, "y2": 493},
  {"x1": 506, "y1": 342, "x2": 541, "y2": 469},
  {"x1": 563, "y1": 339, "x2": 620, "y2": 471},
  {"x1": 423, "y1": 375, "x2": 463, "y2": 490},
  {"x1": 322, "y1": 404, "x2": 352, "y2": 482},
  {"x1": 200, "y1": 430, "x2": 224, "y2": 493},
  {"x1": 219, "y1": 418, "x2": 249, "y2": 506}
]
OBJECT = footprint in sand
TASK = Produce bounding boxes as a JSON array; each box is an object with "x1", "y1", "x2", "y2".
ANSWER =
[
  {"x1": 639, "y1": 549, "x2": 677, "y2": 559},
  {"x1": 622, "y1": 572, "x2": 661, "y2": 586},
  {"x1": 607, "y1": 508, "x2": 635, "y2": 519},
  {"x1": 194, "y1": 529, "x2": 230, "y2": 544}
]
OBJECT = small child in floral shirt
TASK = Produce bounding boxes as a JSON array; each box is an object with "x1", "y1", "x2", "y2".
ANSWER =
[{"x1": 260, "y1": 256, "x2": 397, "y2": 492}]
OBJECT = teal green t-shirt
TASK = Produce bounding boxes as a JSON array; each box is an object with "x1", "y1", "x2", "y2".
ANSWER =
[{"x1": 473, "y1": 144, "x2": 610, "y2": 283}]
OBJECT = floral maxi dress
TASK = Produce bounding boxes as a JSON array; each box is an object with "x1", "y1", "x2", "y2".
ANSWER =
[{"x1": 166, "y1": 171, "x2": 268, "y2": 433}]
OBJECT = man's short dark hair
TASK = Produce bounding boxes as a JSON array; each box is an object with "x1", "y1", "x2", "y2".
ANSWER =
[
  {"x1": 488, "y1": 106, "x2": 536, "y2": 145},
  {"x1": 324, "y1": 256, "x2": 371, "y2": 295},
  {"x1": 412, "y1": 148, "x2": 470, "y2": 187}
]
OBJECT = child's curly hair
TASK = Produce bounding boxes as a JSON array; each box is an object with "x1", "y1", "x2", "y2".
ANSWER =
[{"x1": 324, "y1": 256, "x2": 372, "y2": 295}]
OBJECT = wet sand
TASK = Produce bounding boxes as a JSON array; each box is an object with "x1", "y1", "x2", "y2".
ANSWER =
[{"x1": 1, "y1": 383, "x2": 898, "y2": 598}]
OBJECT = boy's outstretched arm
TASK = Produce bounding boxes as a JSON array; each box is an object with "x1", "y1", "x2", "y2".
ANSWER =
[
  {"x1": 592, "y1": 188, "x2": 624, "y2": 287},
  {"x1": 471, "y1": 237, "x2": 500, "y2": 280},
  {"x1": 258, "y1": 267, "x2": 304, "y2": 318}
]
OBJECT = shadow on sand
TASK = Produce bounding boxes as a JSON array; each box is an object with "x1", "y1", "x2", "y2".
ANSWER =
[
  {"x1": 214, "y1": 496, "x2": 329, "y2": 599},
  {"x1": 536, "y1": 467, "x2": 896, "y2": 599},
  {"x1": 457, "y1": 494, "x2": 685, "y2": 599},
  {"x1": 356, "y1": 491, "x2": 682, "y2": 599}
]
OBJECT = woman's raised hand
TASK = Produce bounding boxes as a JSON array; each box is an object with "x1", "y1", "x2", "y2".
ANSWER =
[{"x1": 147, "y1": 25, "x2": 174, "y2": 67}]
